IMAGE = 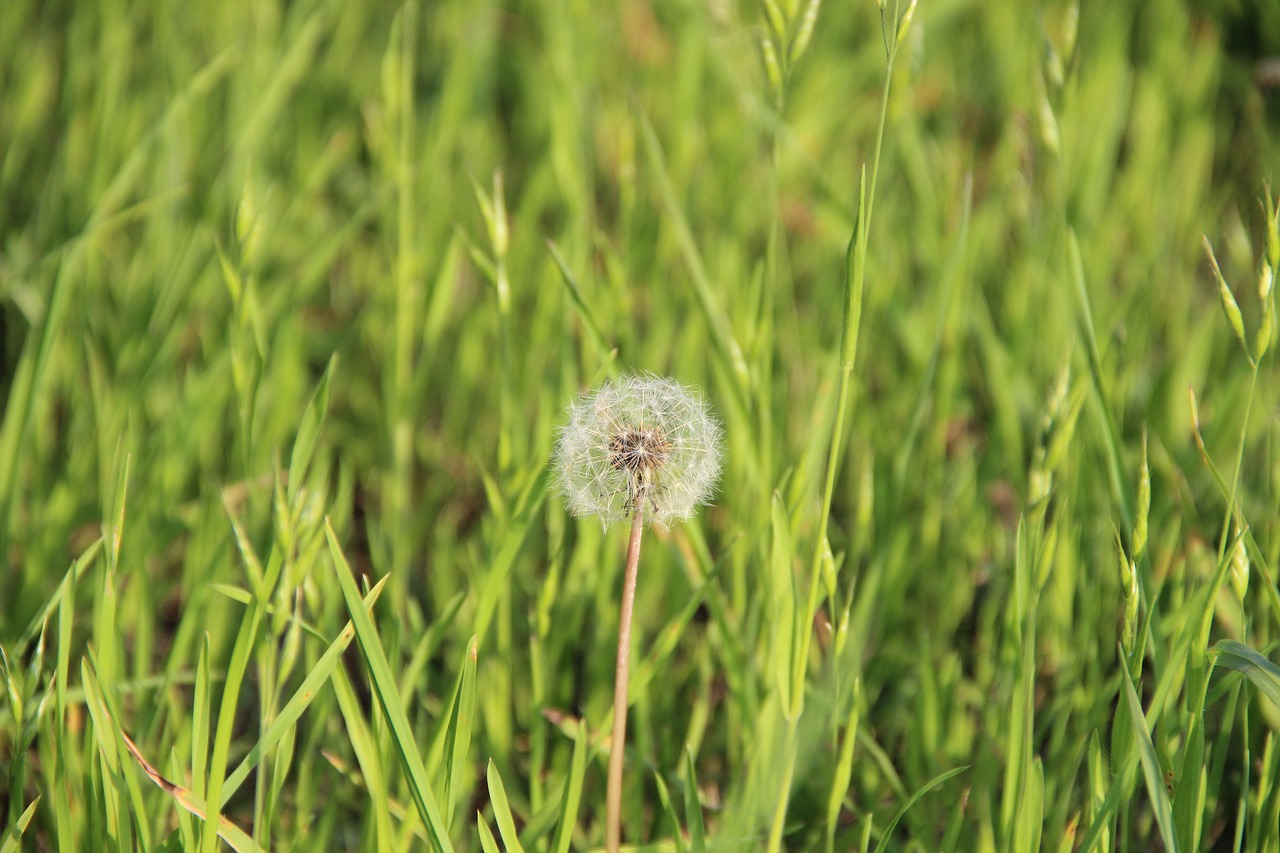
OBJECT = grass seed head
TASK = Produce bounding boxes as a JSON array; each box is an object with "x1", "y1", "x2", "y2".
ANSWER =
[{"x1": 553, "y1": 374, "x2": 723, "y2": 529}]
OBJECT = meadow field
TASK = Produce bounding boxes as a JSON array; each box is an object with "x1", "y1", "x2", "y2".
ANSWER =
[{"x1": 3, "y1": 0, "x2": 1280, "y2": 849}]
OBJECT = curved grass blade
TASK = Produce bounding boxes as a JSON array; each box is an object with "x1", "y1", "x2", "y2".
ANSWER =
[
  {"x1": 1210, "y1": 640, "x2": 1280, "y2": 711},
  {"x1": 871, "y1": 766, "x2": 968, "y2": 853}
]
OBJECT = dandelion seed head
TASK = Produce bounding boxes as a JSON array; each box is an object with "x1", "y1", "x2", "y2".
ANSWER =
[{"x1": 553, "y1": 374, "x2": 723, "y2": 528}]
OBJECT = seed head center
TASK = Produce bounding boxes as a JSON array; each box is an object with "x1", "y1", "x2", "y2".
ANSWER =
[{"x1": 609, "y1": 428, "x2": 670, "y2": 473}]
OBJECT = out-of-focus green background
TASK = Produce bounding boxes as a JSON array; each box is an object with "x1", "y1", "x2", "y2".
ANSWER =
[{"x1": 2, "y1": 0, "x2": 1280, "y2": 849}]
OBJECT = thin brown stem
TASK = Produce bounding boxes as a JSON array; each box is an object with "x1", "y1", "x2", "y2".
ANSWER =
[{"x1": 606, "y1": 507, "x2": 645, "y2": 853}]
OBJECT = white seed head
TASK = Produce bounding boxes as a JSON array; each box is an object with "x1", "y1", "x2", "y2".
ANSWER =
[{"x1": 553, "y1": 374, "x2": 724, "y2": 529}]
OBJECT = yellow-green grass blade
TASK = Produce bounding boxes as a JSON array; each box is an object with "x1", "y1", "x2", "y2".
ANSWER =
[
  {"x1": 326, "y1": 520, "x2": 454, "y2": 851},
  {"x1": 16, "y1": 539, "x2": 101, "y2": 651},
  {"x1": 439, "y1": 636, "x2": 479, "y2": 830},
  {"x1": 634, "y1": 104, "x2": 749, "y2": 402},
  {"x1": 192, "y1": 634, "x2": 211, "y2": 802},
  {"x1": 825, "y1": 678, "x2": 861, "y2": 853},
  {"x1": 477, "y1": 816, "x2": 502, "y2": 853},
  {"x1": 286, "y1": 352, "x2": 337, "y2": 506},
  {"x1": 485, "y1": 759, "x2": 526, "y2": 853},
  {"x1": 550, "y1": 720, "x2": 589, "y2": 853},
  {"x1": 220, "y1": 575, "x2": 388, "y2": 806},
  {"x1": 1122, "y1": 668, "x2": 1179, "y2": 853},
  {"x1": 329, "y1": 659, "x2": 396, "y2": 848},
  {"x1": 547, "y1": 239, "x2": 612, "y2": 360},
  {"x1": 200, "y1": 589, "x2": 264, "y2": 853},
  {"x1": 472, "y1": 466, "x2": 549, "y2": 648},
  {"x1": 0, "y1": 796, "x2": 39, "y2": 853}
]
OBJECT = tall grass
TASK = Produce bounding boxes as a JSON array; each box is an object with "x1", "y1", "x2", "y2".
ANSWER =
[{"x1": 2, "y1": 0, "x2": 1280, "y2": 850}]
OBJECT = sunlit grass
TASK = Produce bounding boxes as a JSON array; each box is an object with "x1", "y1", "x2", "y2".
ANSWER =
[{"x1": 3, "y1": 0, "x2": 1280, "y2": 850}]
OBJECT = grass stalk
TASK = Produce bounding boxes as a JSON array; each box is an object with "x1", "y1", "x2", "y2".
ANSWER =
[{"x1": 768, "y1": 6, "x2": 907, "y2": 850}]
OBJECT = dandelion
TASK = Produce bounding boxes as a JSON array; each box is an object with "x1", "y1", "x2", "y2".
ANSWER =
[
  {"x1": 552, "y1": 373, "x2": 723, "y2": 853},
  {"x1": 554, "y1": 373, "x2": 723, "y2": 529}
]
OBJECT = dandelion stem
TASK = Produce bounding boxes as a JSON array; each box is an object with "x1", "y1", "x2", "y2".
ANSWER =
[{"x1": 607, "y1": 506, "x2": 645, "y2": 853}]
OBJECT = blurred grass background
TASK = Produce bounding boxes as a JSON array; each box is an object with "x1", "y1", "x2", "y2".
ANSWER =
[{"x1": 2, "y1": 0, "x2": 1280, "y2": 849}]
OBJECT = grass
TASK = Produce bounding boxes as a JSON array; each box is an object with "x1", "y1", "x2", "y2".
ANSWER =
[{"x1": 2, "y1": 0, "x2": 1280, "y2": 849}]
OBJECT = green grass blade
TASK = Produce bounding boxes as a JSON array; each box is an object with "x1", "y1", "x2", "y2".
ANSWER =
[
  {"x1": 0, "y1": 797, "x2": 40, "y2": 853},
  {"x1": 1210, "y1": 641, "x2": 1280, "y2": 710},
  {"x1": 52, "y1": 552, "x2": 78, "y2": 848},
  {"x1": 550, "y1": 720, "x2": 589, "y2": 853},
  {"x1": 192, "y1": 634, "x2": 211, "y2": 802},
  {"x1": 477, "y1": 816, "x2": 502, "y2": 853},
  {"x1": 1122, "y1": 667, "x2": 1179, "y2": 852},
  {"x1": 328, "y1": 662, "x2": 396, "y2": 848},
  {"x1": 546, "y1": 239, "x2": 612, "y2": 359},
  {"x1": 16, "y1": 539, "x2": 101, "y2": 651},
  {"x1": 1173, "y1": 708, "x2": 1206, "y2": 851},
  {"x1": 1068, "y1": 228, "x2": 1133, "y2": 530},
  {"x1": 440, "y1": 636, "x2": 479, "y2": 829},
  {"x1": 871, "y1": 766, "x2": 968, "y2": 853},
  {"x1": 169, "y1": 751, "x2": 196, "y2": 850},
  {"x1": 473, "y1": 467, "x2": 548, "y2": 648},
  {"x1": 80, "y1": 653, "x2": 123, "y2": 768},
  {"x1": 826, "y1": 678, "x2": 861, "y2": 853},
  {"x1": 287, "y1": 352, "x2": 337, "y2": 505},
  {"x1": 485, "y1": 759, "x2": 526, "y2": 853},
  {"x1": 220, "y1": 575, "x2": 388, "y2": 806},
  {"x1": 1077, "y1": 738, "x2": 1140, "y2": 853},
  {"x1": 118, "y1": 728, "x2": 265, "y2": 853},
  {"x1": 634, "y1": 104, "x2": 749, "y2": 397},
  {"x1": 683, "y1": 748, "x2": 707, "y2": 853},
  {"x1": 325, "y1": 520, "x2": 454, "y2": 852},
  {"x1": 653, "y1": 769, "x2": 690, "y2": 853},
  {"x1": 200, "y1": 594, "x2": 263, "y2": 853}
]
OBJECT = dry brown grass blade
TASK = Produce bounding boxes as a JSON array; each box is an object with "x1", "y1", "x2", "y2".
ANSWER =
[{"x1": 119, "y1": 728, "x2": 265, "y2": 853}]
